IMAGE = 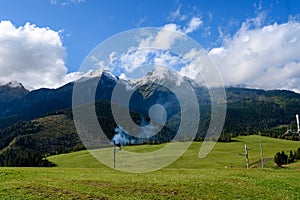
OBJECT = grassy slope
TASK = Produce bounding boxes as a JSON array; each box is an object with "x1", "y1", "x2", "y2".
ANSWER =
[{"x1": 0, "y1": 135, "x2": 299, "y2": 199}]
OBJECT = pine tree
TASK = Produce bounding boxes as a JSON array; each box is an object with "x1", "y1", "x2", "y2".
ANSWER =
[
  {"x1": 288, "y1": 150, "x2": 295, "y2": 164},
  {"x1": 274, "y1": 151, "x2": 288, "y2": 167}
]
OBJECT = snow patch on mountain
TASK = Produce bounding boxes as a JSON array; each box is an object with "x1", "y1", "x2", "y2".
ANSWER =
[
  {"x1": 0, "y1": 81, "x2": 26, "y2": 89},
  {"x1": 8, "y1": 81, "x2": 24, "y2": 88},
  {"x1": 131, "y1": 66, "x2": 186, "y2": 87},
  {"x1": 77, "y1": 69, "x2": 118, "y2": 82}
]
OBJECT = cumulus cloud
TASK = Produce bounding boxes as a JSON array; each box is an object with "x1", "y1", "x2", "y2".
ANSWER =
[
  {"x1": 145, "y1": 16, "x2": 300, "y2": 93},
  {"x1": 109, "y1": 22, "x2": 206, "y2": 81},
  {"x1": 209, "y1": 20, "x2": 300, "y2": 93},
  {"x1": 177, "y1": 48, "x2": 224, "y2": 88},
  {"x1": 0, "y1": 20, "x2": 81, "y2": 90},
  {"x1": 108, "y1": 24, "x2": 189, "y2": 79},
  {"x1": 118, "y1": 49, "x2": 149, "y2": 73},
  {"x1": 138, "y1": 24, "x2": 182, "y2": 50},
  {"x1": 77, "y1": 13, "x2": 300, "y2": 93},
  {"x1": 138, "y1": 18, "x2": 203, "y2": 51},
  {"x1": 112, "y1": 48, "x2": 187, "y2": 80},
  {"x1": 153, "y1": 51, "x2": 185, "y2": 68}
]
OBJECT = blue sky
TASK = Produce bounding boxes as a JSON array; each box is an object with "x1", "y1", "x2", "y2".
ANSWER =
[{"x1": 0, "y1": 0, "x2": 300, "y2": 91}]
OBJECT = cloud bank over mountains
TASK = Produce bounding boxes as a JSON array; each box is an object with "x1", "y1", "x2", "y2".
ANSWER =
[
  {"x1": 0, "y1": 21, "x2": 80, "y2": 89},
  {"x1": 210, "y1": 19, "x2": 300, "y2": 93},
  {"x1": 0, "y1": 17, "x2": 299, "y2": 93}
]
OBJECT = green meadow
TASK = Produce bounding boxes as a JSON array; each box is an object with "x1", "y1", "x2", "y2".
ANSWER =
[{"x1": 1, "y1": 135, "x2": 300, "y2": 199}]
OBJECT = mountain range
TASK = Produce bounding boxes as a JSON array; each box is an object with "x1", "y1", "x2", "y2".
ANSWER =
[{"x1": 0, "y1": 69, "x2": 300, "y2": 166}]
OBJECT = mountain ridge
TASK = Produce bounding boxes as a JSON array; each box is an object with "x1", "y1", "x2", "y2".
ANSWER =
[
  {"x1": 0, "y1": 69, "x2": 299, "y2": 129},
  {"x1": 0, "y1": 69, "x2": 300, "y2": 166},
  {"x1": 0, "y1": 81, "x2": 29, "y2": 103}
]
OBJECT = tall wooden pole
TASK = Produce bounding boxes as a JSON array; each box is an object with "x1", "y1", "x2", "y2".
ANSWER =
[
  {"x1": 245, "y1": 144, "x2": 249, "y2": 169},
  {"x1": 259, "y1": 132, "x2": 264, "y2": 169},
  {"x1": 113, "y1": 140, "x2": 116, "y2": 168}
]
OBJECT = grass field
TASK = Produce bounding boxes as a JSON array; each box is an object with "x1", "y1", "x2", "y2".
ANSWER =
[{"x1": 1, "y1": 135, "x2": 300, "y2": 199}]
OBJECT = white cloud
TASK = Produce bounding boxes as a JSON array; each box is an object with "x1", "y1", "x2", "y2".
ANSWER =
[
  {"x1": 168, "y1": 4, "x2": 187, "y2": 21},
  {"x1": 115, "y1": 48, "x2": 186, "y2": 80},
  {"x1": 184, "y1": 17, "x2": 203, "y2": 34},
  {"x1": 112, "y1": 23, "x2": 208, "y2": 82},
  {"x1": 50, "y1": 0, "x2": 85, "y2": 6},
  {"x1": 133, "y1": 17, "x2": 147, "y2": 27},
  {"x1": 178, "y1": 48, "x2": 223, "y2": 87},
  {"x1": 139, "y1": 24, "x2": 183, "y2": 50},
  {"x1": 111, "y1": 25, "x2": 189, "y2": 79},
  {"x1": 154, "y1": 51, "x2": 184, "y2": 67},
  {"x1": 119, "y1": 49, "x2": 149, "y2": 73},
  {"x1": 0, "y1": 21, "x2": 81, "y2": 90},
  {"x1": 209, "y1": 20, "x2": 300, "y2": 93},
  {"x1": 138, "y1": 18, "x2": 202, "y2": 50},
  {"x1": 138, "y1": 16, "x2": 204, "y2": 50}
]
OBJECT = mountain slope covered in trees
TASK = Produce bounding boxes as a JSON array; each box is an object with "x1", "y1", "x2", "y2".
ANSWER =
[{"x1": 0, "y1": 71, "x2": 300, "y2": 166}]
